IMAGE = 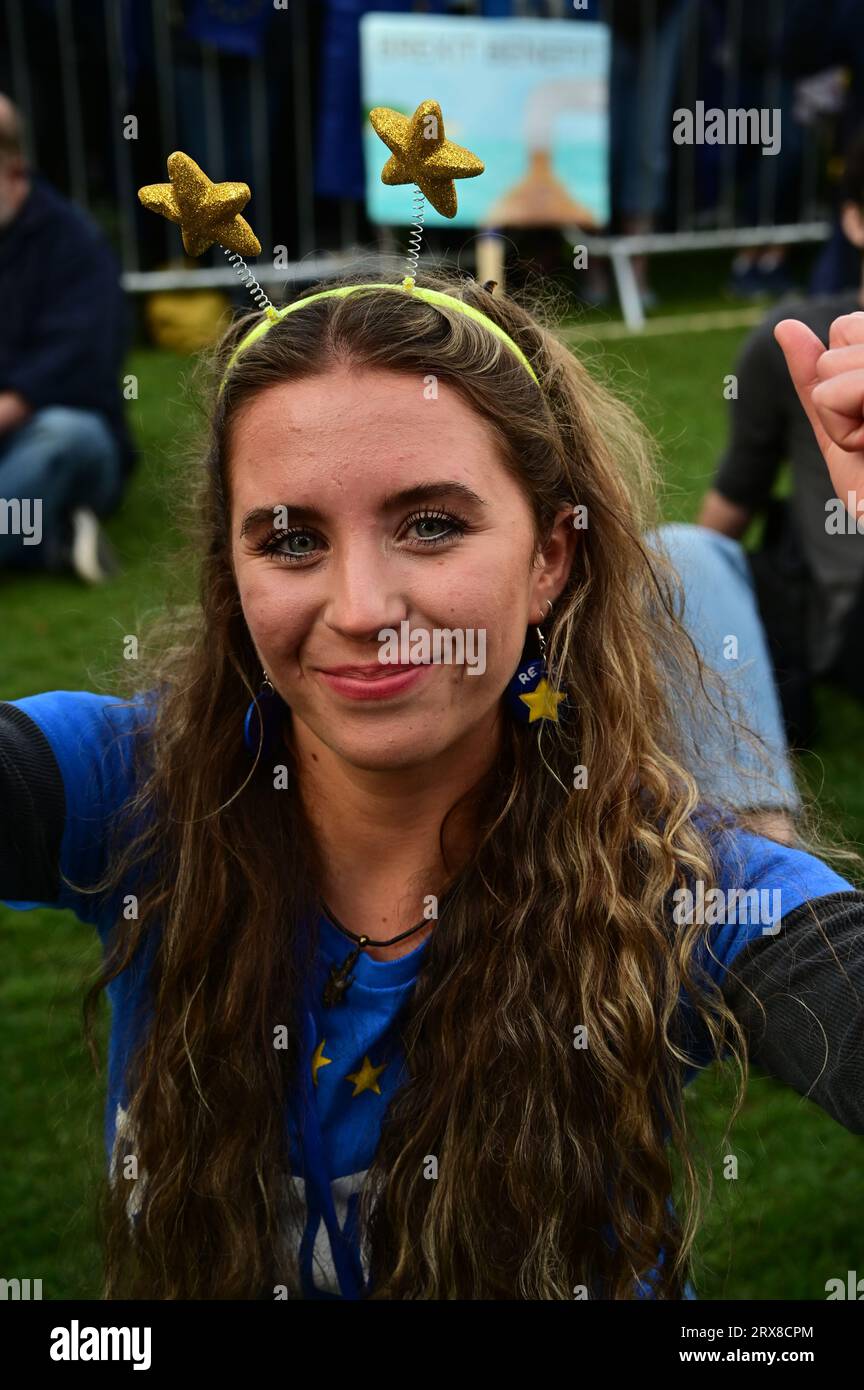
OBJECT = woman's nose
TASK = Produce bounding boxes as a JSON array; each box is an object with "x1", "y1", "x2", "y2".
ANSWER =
[{"x1": 324, "y1": 547, "x2": 406, "y2": 638}]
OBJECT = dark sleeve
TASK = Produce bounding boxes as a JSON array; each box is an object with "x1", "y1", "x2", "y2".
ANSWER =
[
  {"x1": 720, "y1": 891, "x2": 864, "y2": 1134},
  {"x1": 0, "y1": 231, "x2": 124, "y2": 414},
  {"x1": 712, "y1": 319, "x2": 789, "y2": 511},
  {"x1": 0, "y1": 701, "x2": 66, "y2": 899}
]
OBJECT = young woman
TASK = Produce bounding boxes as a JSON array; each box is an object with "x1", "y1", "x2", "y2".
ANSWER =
[{"x1": 1, "y1": 272, "x2": 862, "y2": 1300}]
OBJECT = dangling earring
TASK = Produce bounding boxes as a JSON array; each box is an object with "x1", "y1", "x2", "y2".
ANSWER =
[
  {"x1": 243, "y1": 669, "x2": 288, "y2": 755},
  {"x1": 504, "y1": 600, "x2": 567, "y2": 724}
]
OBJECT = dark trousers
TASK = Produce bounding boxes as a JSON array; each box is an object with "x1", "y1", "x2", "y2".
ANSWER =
[{"x1": 747, "y1": 499, "x2": 864, "y2": 749}]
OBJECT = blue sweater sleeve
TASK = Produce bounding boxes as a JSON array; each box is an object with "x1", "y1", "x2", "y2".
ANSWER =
[
  {"x1": 0, "y1": 689, "x2": 150, "y2": 927},
  {"x1": 698, "y1": 828, "x2": 854, "y2": 985}
]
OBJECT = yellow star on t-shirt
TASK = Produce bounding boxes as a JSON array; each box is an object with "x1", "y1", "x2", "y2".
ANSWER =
[
  {"x1": 519, "y1": 678, "x2": 567, "y2": 723},
  {"x1": 345, "y1": 1055, "x2": 388, "y2": 1098},
  {"x1": 311, "y1": 1038, "x2": 333, "y2": 1087},
  {"x1": 369, "y1": 99, "x2": 484, "y2": 219},
  {"x1": 138, "y1": 151, "x2": 261, "y2": 258}
]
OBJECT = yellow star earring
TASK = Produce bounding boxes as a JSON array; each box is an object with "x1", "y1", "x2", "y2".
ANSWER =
[
  {"x1": 138, "y1": 151, "x2": 277, "y2": 318},
  {"x1": 505, "y1": 602, "x2": 567, "y2": 724},
  {"x1": 369, "y1": 98, "x2": 484, "y2": 287},
  {"x1": 519, "y1": 677, "x2": 567, "y2": 724}
]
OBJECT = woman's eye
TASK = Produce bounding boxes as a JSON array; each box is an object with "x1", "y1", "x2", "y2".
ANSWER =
[
  {"x1": 412, "y1": 517, "x2": 450, "y2": 540},
  {"x1": 404, "y1": 511, "x2": 468, "y2": 547},
  {"x1": 282, "y1": 531, "x2": 317, "y2": 555},
  {"x1": 252, "y1": 510, "x2": 468, "y2": 562},
  {"x1": 254, "y1": 528, "x2": 321, "y2": 562}
]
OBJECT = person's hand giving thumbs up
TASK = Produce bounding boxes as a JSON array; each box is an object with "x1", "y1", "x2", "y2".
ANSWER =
[{"x1": 775, "y1": 312, "x2": 864, "y2": 523}]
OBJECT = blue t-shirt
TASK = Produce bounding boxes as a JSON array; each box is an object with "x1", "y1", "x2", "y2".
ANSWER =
[{"x1": 1, "y1": 690, "x2": 854, "y2": 1299}]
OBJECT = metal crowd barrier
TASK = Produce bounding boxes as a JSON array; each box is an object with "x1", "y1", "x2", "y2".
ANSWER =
[{"x1": 0, "y1": 0, "x2": 838, "y2": 328}]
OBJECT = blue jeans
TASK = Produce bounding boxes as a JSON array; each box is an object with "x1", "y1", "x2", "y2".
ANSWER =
[
  {"x1": 0, "y1": 407, "x2": 124, "y2": 573},
  {"x1": 649, "y1": 523, "x2": 800, "y2": 813}
]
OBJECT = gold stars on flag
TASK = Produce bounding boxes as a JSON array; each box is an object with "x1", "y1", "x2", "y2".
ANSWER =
[
  {"x1": 311, "y1": 1039, "x2": 333, "y2": 1087},
  {"x1": 311, "y1": 1037, "x2": 389, "y2": 1097},
  {"x1": 344, "y1": 1055, "x2": 388, "y2": 1098}
]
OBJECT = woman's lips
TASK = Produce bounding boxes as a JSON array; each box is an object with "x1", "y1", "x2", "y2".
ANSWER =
[{"x1": 315, "y1": 663, "x2": 433, "y2": 701}]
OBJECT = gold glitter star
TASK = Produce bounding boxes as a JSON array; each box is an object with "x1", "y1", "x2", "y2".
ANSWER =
[
  {"x1": 519, "y1": 678, "x2": 567, "y2": 724},
  {"x1": 311, "y1": 1039, "x2": 333, "y2": 1087},
  {"x1": 369, "y1": 99, "x2": 484, "y2": 218},
  {"x1": 137, "y1": 151, "x2": 261, "y2": 258},
  {"x1": 345, "y1": 1055, "x2": 388, "y2": 1098}
]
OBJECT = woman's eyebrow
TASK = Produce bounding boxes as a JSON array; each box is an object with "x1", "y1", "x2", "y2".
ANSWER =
[{"x1": 239, "y1": 482, "x2": 488, "y2": 536}]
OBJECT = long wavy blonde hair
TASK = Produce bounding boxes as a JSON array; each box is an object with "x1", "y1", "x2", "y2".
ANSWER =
[{"x1": 79, "y1": 268, "x2": 809, "y2": 1298}]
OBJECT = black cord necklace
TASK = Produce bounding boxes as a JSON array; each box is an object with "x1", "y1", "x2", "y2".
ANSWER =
[{"x1": 319, "y1": 890, "x2": 453, "y2": 1007}]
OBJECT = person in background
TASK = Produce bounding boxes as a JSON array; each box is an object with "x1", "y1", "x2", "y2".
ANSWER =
[
  {"x1": 607, "y1": 0, "x2": 696, "y2": 311},
  {"x1": 567, "y1": 0, "x2": 695, "y2": 309},
  {"x1": 697, "y1": 129, "x2": 864, "y2": 747},
  {"x1": 0, "y1": 93, "x2": 135, "y2": 582}
]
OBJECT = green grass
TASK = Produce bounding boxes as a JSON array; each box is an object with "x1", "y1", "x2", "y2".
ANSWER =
[{"x1": 1, "y1": 326, "x2": 862, "y2": 1300}]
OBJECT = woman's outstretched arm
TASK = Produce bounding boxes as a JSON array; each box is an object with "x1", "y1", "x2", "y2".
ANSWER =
[
  {"x1": 0, "y1": 701, "x2": 65, "y2": 900},
  {"x1": 720, "y1": 887, "x2": 864, "y2": 1134},
  {"x1": 0, "y1": 690, "x2": 145, "y2": 923}
]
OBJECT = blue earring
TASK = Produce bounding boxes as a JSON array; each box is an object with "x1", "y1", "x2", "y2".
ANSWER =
[
  {"x1": 243, "y1": 671, "x2": 288, "y2": 755},
  {"x1": 504, "y1": 602, "x2": 567, "y2": 724}
]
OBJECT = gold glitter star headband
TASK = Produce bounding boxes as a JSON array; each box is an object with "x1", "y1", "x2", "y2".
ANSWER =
[
  {"x1": 138, "y1": 151, "x2": 272, "y2": 312},
  {"x1": 137, "y1": 100, "x2": 540, "y2": 393}
]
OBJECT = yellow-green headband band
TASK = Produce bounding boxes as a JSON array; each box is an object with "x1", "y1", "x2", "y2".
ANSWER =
[{"x1": 218, "y1": 281, "x2": 540, "y2": 395}]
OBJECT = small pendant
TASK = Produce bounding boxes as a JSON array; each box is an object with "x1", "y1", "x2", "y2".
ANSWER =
[{"x1": 322, "y1": 946, "x2": 362, "y2": 1007}]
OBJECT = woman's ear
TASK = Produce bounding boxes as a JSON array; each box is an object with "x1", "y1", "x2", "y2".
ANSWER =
[{"x1": 531, "y1": 504, "x2": 581, "y2": 615}]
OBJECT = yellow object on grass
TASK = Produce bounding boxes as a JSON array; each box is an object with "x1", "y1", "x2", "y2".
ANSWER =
[{"x1": 143, "y1": 284, "x2": 231, "y2": 354}]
